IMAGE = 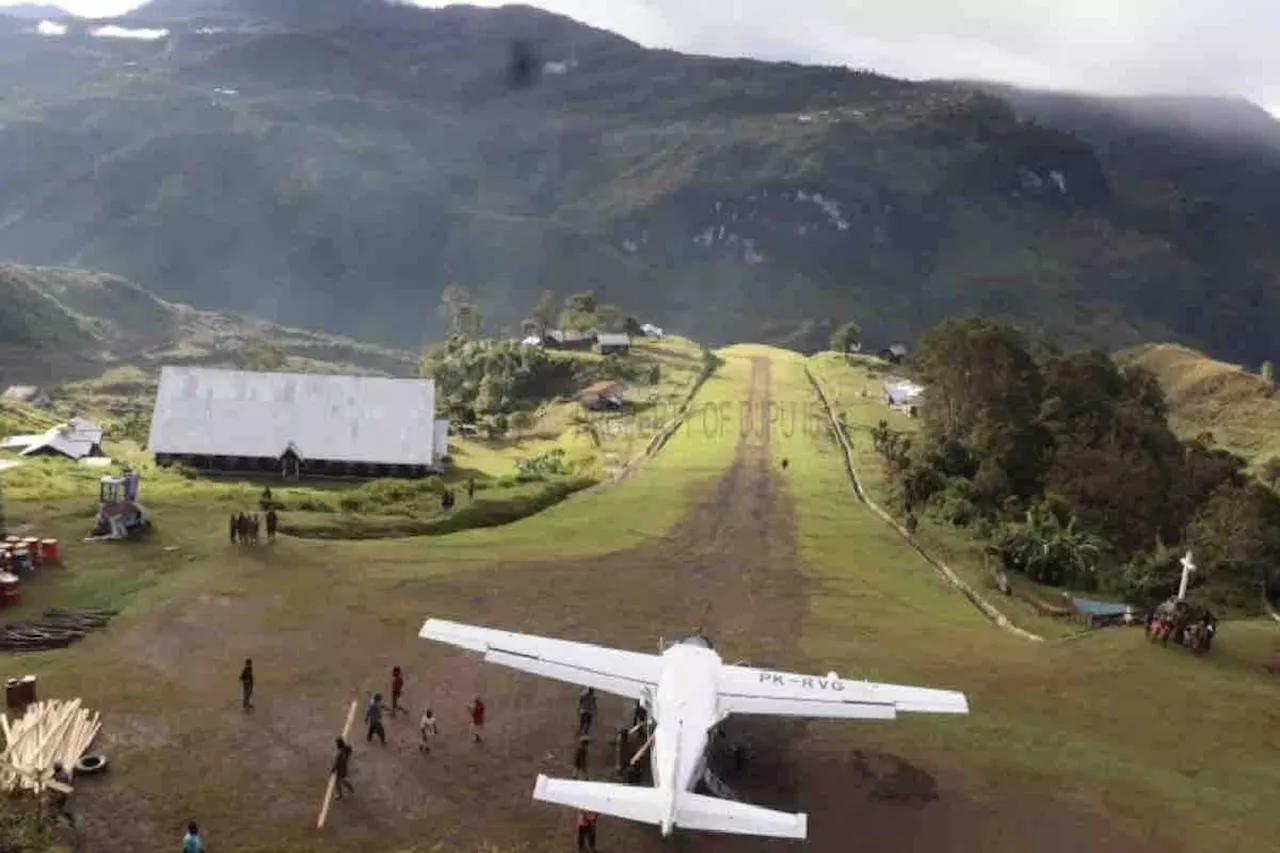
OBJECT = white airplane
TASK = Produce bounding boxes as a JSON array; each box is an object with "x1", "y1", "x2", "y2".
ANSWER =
[{"x1": 419, "y1": 618, "x2": 969, "y2": 841}]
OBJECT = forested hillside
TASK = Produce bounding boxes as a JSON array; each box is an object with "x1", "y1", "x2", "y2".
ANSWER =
[{"x1": 1, "y1": 1, "x2": 1280, "y2": 362}]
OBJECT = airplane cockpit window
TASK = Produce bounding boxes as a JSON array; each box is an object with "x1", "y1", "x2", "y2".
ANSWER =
[{"x1": 682, "y1": 633, "x2": 714, "y2": 649}]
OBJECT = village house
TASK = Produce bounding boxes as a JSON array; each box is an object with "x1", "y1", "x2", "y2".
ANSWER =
[
  {"x1": 594, "y1": 332, "x2": 631, "y2": 356},
  {"x1": 1, "y1": 386, "x2": 51, "y2": 407},
  {"x1": 544, "y1": 329, "x2": 595, "y2": 351},
  {"x1": 577, "y1": 380, "x2": 627, "y2": 411},
  {"x1": 1, "y1": 416, "x2": 105, "y2": 460},
  {"x1": 883, "y1": 377, "x2": 924, "y2": 416},
  {"x1": 146, "y1": 366, "x2": 450, "y2": 479}
]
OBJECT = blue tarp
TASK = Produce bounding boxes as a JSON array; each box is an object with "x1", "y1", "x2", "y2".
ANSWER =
[{"x1": 1071, "y1": 597, "x2": 1130, "y2": 616}]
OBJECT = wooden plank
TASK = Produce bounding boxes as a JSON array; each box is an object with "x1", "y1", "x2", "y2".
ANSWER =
[{"x1": 315, "y1": 700, "x2": 359, "y2": 830}]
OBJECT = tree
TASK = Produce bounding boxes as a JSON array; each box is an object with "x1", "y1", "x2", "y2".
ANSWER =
[
  {"x1": 829, "y1": 321, "x2": 861, "y2": 356},
  {"x1": 1188, "y1": 483, "x2": 1280, "y2": 607},
  {"x1": 994, "y1": 504, "x2": 1106, "y2": 587},
  {"x1": 1263, "y1": 456, "x2": 1280, "y2": 490},
  {"x1": 913, "y1": 318, "x2": 1047, "y2": 503},
  {"x1": 1263, "y1": 361, "x2": 1275, "y2": 386},
  {"x1": 565, "y1": 291, "x2": 597, "y2": 315},
  {"x1": 240, "y1": 341, "x2": 286, "y2": 371},
  {"x1": 532, "y1": 289, "x2": 556, "y2": 334}
]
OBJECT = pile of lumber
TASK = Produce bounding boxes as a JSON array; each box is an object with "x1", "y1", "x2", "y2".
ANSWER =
[
  {"x1": 0, "y1": 698, "x2": 101, "y2": 794},
  {"x1": 0, "y1": 608, "x2": 117, "y2": 652}
]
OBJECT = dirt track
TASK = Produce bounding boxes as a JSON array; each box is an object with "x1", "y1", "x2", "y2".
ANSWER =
[{"x1": 68, "y1": 356, "x2": 1158, "y2": 853}]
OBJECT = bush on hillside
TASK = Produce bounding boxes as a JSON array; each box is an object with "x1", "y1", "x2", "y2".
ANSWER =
[{"x1": 874, "y1": 317, "x2": 1280, "y2": 611}]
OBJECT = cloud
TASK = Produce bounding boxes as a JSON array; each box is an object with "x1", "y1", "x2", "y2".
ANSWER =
[
  {"x1": 414, "y1": 0, "x2": 1280, "y2": 104},
  {"x1": 36, "y1": 19, "x2": 67, "y2": 36},
  {"x1": 90, "y1": 24, "x2": 167, "y2": 39}
]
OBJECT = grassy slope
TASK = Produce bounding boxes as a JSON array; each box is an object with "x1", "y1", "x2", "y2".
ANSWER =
[
  {"x1": 766, "y1": 347, "x2": 1280, "y2": 853},
  {"x1": 1117, "y1": 342, "x2": 1280, "y2": 468},
  {"x1": 6, "y1": 344, "x2": 1279, "y2": 852},
  {"x1": 448, "y1": 336, "x2": 708, "y2": 481},
  {"x1": 805, "y1": 351, "x2": 1081, "y2": 638}
]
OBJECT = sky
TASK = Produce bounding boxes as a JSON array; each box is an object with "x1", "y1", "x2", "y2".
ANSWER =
[{"x1": 6, "y1": 0, "x2": 1280, "y2": 109}]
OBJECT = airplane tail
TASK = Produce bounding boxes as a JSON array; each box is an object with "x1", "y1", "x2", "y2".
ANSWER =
[{"x1": 531, "y1": 775, "x2": 807, "y2": 840}]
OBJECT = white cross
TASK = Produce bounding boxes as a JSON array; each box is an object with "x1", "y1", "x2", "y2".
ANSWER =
[{"x1": 1177, "y1": 551, "x2": 1196, "y2": 601}]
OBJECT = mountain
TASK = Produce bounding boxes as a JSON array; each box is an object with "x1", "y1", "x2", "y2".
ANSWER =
[
  {"x1": 0, "y1": 4, "x2": 71, "y2": 20},
  {"x1": 0, "y1": 261, "x2": 418, "y2": 385},
  {"x1": 2, "y1": 0, "x2": 1280, "y2": 361}
]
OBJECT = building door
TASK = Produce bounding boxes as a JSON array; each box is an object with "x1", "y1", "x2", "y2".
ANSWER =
[{"x1": 280, "y1": 449, "x2": 301, "y2": 480}]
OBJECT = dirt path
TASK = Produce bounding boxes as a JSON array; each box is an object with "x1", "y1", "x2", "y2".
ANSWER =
[{"x1": 66, "y1": 355, "x2": 1159, "y2": 853}]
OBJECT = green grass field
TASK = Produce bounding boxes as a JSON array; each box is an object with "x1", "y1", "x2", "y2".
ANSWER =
[
  {"x1": 777, "y1": 348, "x2": 1280, "y2": 853},
  {"x1": 0, "y1": 344, "x2": 1277, "y2": 853},
  {"x1": 1117, "y1": 342, "x2": 1280, "y2": 470},
  {"x1": 804, "y1": 351, "x2": 1085, "y2": 638}
]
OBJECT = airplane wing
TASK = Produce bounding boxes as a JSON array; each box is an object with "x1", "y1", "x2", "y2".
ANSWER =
[
  {"x1": 717, "y1": 663, "x2": 968, "y2": 719},
  {"x1": 419, "y1": 618, "x2": 662, "y2": 700}
]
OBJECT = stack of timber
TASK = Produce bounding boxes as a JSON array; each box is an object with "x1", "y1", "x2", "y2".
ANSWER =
[
  {"x1": 0, "y1": 698, "x2": 101, "y2": 793},
  {"x1": 0, "y1": 608, "x2": 117, "y2": 652}
]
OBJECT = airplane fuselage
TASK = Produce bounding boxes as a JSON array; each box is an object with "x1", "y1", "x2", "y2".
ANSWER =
[{"x1": 648, "y1": 640, "x2": 723, "y2": 835}]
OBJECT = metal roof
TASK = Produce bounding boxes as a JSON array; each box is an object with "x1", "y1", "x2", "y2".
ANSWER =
[
  {"x1": 595, "y1": 333, "x2": 631, "y2": 346},
  {"x1": 18, "y1": 420, "x2": 103, "y2": 460},
  {"x1": 578, "y1": 380, "x2": 627, "y2": 398},
  {"x1": 146, "y1": 367, "x2": 439, "y2": 465}
]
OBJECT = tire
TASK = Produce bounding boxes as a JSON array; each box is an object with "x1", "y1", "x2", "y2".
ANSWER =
[{"x1": 75, "y1": 755, "x2": 107, "y2": 774}]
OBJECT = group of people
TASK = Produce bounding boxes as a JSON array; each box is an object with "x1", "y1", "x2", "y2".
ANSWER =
[
  {"x1": 229, "y1": 510, "x2": 276, "y2": 545},
  {"x1": 568, "y1": 687, "x2": 650, "y2": 852},
  {"x1": 440, "y1": 479, "x2": 477, "y2": 512},
  {"x1": 1146, "y1": 598, "x2": 1218, "y2": 651},
  {"x1": 326, "y1": 666, "x2": 488, "y2": 804}
]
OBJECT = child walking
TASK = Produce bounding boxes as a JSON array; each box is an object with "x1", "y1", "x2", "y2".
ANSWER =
[{"x1": 419, "y1": 708, "x2": 438, "y2": 754}]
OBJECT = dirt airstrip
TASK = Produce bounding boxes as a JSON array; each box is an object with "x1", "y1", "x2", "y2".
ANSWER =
[{"x1": 61, "y1": 357, "x2": 1161, "y2": 853}]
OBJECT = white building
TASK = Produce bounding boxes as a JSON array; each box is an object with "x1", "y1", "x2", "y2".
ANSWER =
[{"x1": 146, "y1": 367, "x2": 448, "y2": 478}]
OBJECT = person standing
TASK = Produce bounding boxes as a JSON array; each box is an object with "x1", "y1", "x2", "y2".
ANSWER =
[
  {"x1": 391, "y1": 667, "x2": 406, "y2": 716},
  {"x1": 50, "y1": 762, "x2": 74, "y2": 827},
  {"x1": 331, "y1": 738, "x2": 355, "y2": 800},
  {"x1": 239, "y1": 659, "x2": 254, "y2": 710},
  {"x1": 366, "y1": 693, "x2": 389, "y2": 744},
  {"x1": 266, "y1": 509, "x2": 278, "y2": 542},
  {"x1": 229, "y1": 514, "x2": 238, "y2": 544},
  {"x1": 418, "y1": 708, "x2": 438, "y2": 754},
  {"x1": 614, "y1": 727, "x2": 631, "y2": 777},
  {"x1": 576, "y1": 809, "x2": 598, "y2": 853},
  {"x1": 467, "y1": 696, "x2": 485, "y2": 743},
  {"x1": 467, "y1": 478, "x2": 476, "y2": 500},
  {"x1": 630, "y1": 699, "x2": 647, "y2": 734},
  {"x1": 577, "y1": 687, "x2": 597, "y2": 736},
  {"x1": 182, "y1": 821, "x2": 203, "y2": 853},
  {"x1": 572, "y1": 735, "x2": 590, "y2": 779}
]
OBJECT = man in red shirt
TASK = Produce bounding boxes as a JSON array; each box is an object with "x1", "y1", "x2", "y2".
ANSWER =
[
  {"x1": 577, "y1": 809, "x2": 598, "y2": 852},
  {"x1": 391, "y1": 667, "x2": 406, "y2": 716},
  {"x1": 468, "y1": 696, "x2": 485, "y2": 742}
]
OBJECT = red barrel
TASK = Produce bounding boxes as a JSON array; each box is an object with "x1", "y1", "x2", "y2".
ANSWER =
[
  {"x1": 39, "y1": 540, "x2": 58, "y2": 565},
  {"x1": 21, "y1": 538, "x2": 40, "y2": 566},
  {"x1": 0, "y1": 573, "x2": 21, "y2": 606},
  {"x1": 4, "y1": 679, "x2": 21, "y2": 711},
  {"x1": 19, "y1": 675, "x2": 35, "y2": 706}
]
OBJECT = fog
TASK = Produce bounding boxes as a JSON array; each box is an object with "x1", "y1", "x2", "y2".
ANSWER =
[{"x1": 7, "y1": 0, "x2": 1280, "y2": 110}]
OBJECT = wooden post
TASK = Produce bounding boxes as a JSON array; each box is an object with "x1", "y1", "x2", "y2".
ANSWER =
[{"x1": 316, "y1": 700, "x2": 359, "y2": 830}]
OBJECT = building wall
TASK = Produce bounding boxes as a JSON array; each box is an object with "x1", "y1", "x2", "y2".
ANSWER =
[{"x1": 154, "y1": 454, "x2": 437, "y2": 479}]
